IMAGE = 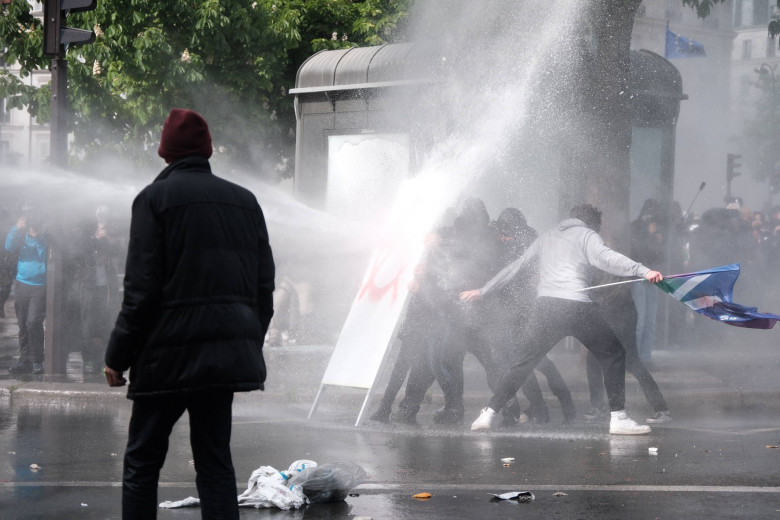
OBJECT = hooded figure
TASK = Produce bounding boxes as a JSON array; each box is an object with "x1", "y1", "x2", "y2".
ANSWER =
[{"x1": 464, "y1": 203, "x2": 663, "y2": 435}]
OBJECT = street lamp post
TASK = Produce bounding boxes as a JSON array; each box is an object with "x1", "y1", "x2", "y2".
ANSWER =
[{"x1": 755, "y1": 63, "x2": 777, "y2": 211}]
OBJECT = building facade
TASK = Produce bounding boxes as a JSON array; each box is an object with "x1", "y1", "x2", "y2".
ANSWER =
[{"x1": 0, "y1": 2, "x2": 51, "y2": 169}]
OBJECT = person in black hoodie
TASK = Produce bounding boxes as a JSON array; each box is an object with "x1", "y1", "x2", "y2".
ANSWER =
[
  {"x1": 104, "y1": 108, "x2": 275, "y2": 520},
  {"x1": 424, "y1": 198, "x2": 509, "y2": 425},
  {"x1": 487, "y1": 208, "x2": 576, "y2": 425}
]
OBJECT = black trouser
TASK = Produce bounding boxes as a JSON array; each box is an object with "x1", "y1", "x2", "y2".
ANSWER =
[
  {"x1": 586, "y1": 289, "x2": 668, "y2": 413},
  {"x1": 586, "y1": 346, "x2": 668, "y2": 412},
  {"x1": 489, "y1": 297, "x2": 626, "y2": 413},
  {"x1": 122, "y1": 391, "x2": 238, "y2": 520},
  {"x1": 426, "y1": 314, "x2": 464, "y2": 412},
  {"x1": 374, "y1": 337, "x2": 423, "y2": 414},
  {"x1": 489, "y1": 310, "x2": 575, "y2": 422},
  {"x1": 520, "y1": 356, "x2": 577, "y2": 422},
  {"x1": 0, "y1": 282, "x2": 11, "y2": 317},
  {"x1": 14, "y1": 281, "x2": 46, "y2": 364},
  {"x1": 397, "y1": 317, "x2": 523, "y2": 419}
]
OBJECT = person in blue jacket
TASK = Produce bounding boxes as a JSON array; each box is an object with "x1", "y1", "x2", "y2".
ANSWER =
[{"x1": 5, "y1": 209, "x2": 48, "y2": 375}]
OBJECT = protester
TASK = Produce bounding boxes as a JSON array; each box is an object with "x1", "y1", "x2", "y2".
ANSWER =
[
  {"x1": 5, "y1": 206, "x2": 48, "y2": 375},
  {"x1": 104, "y1": 108, "x2": 275, "y2": 520},
  {"x1": 0, "y1": 207, "x2": 17, "y2": 319},
  {"x1": 264, "y1": 275, "x2": 300, "y2": 347},
  {"x1": 630, "y1": 199, "x2": 665, "y2": 363},
  {"x1": 375, "y1": 210, "x2": 458, "y2": 427},
  {"x1": 486, "y1": 208, "x2": 576, "y2": 425},
  {"x1": 427, "y1": 197, "x2": 503, "y2": 424},
  {"x1": 385, "y1": 201, "x2": 523, "y2": 427},
  {"x1": 463, "y1": 203, "x2": 662, "y2": 435},
  {"x1": 76, "y1": 207, "x2": 124, "y2": 374},
  {"x1": 369, "y1": 290, "x2": 435, "y2": 425}
]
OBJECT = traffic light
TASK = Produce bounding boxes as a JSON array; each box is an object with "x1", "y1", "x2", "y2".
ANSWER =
[
  {"x1": 726, "y1": 153, "x2": 742, "y2": 182},
  {"x1": 43, "y1": 0, "x2": 97, "y2": 57}
]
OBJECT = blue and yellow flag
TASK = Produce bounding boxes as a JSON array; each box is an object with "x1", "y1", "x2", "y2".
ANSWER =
[{"x1": 665, "y1": 28, "x2": 706, "y2": 59}]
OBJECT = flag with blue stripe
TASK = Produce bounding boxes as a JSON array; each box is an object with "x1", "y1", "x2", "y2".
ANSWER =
[
  {"x1": 655, "y1": 264, "x2": 780, "y2": 329},
  {"x1": 665, "y1": 27, "x2": 706, "y2": 59}
]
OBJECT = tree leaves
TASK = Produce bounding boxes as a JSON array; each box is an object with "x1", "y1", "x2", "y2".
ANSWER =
[{"x1": 0, "y1": 0, "x2": 405, "y2": 175}]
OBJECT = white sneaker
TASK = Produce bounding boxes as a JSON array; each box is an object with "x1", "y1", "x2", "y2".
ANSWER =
[
  {"x1": 471, "y1": 407, "x2": 497, "y2": 431},
  {"x1": 609, "y1": 411, "x2": 651, "y2": 435},
  {"x1": 646, "y1": 411, "x2": 672, "y2": 424}
]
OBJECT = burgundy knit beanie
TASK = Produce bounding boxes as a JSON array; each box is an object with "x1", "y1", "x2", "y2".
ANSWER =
[{"x1": 157, "y1": 108, "x2": 213, "y2": 163}]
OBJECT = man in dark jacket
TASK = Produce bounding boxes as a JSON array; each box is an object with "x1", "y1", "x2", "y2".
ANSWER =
[{"x1": 104, "y1": 108, "x2": 275, "y2": 520}]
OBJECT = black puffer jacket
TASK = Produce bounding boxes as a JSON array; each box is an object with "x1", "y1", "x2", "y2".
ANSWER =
[{"x1": 105, "y1": 157, "x2": 275, "y2": 398}]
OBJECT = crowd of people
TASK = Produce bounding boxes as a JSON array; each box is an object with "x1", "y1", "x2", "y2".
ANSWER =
[
  {"x1": 369, "y1": 199, "x2": 669, "y2": 434},
  {"x1": 369, "y1": 194, "x2": 780, "y2": 434},
  {"x1": 1, "y1": 202, "x2": 126, "y2": 375}
]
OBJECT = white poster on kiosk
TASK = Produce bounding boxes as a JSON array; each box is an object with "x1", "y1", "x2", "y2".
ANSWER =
[{"x1": 310, "y1": 133, "x2": 424, "y2": 423}]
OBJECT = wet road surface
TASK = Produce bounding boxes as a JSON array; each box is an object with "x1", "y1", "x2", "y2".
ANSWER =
[{"x1": 2, "y1": 395, "x2": 780, "y2": 519}]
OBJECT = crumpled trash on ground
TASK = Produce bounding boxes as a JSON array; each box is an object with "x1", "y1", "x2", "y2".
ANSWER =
[
  {"x1": 159, "y1": 460, "x2": 315, "y2": 511},
  {"x1": 159, "y1": 460, "x2": 367, "y2": 510},
  {"x1": 489, "y1": 491, "x2": 535, "y2": 502},
  {"x1": 159, "y1": 496, "x2": 201, "y2": 509},
  {"x1": 286, "y1": 461, "x2": 368, "y2": 503},
  {"x1": 237, "y1": 459, "x2": 316, "y2": 509}
]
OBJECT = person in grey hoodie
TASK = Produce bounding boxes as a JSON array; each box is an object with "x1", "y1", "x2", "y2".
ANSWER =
[{"x1": 462, "y1": 203, "x2": 663, "y2": 435}]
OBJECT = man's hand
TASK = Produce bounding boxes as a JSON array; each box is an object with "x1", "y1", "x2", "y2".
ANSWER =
[
  {"x1": 460, "y1": 289, "x2": 482, "y2": 302},
  {"x1": 16, "y1": 217, "x2": 26, "y2": 230},
  {"x1": 104, "y1": 366, "x2": 127, "y2": 387},
  {"x1": 645, "y1": 270, "x2": 663, "y2": 284}
]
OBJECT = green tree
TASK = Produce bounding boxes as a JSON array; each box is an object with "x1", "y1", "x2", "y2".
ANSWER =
[{"x1": 0, "y1": 0, "x2": 410, "y2": 177}]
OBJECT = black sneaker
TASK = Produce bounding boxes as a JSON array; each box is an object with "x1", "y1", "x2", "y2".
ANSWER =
[
  {"x1": 32, "y1": 363, "x2": 44, "y2": 375},
  {"x1": 432, "y1": 407, "x2": 464, "y2": 425},
  {"x1": 369, "y1": 408, "x2": 391, "y2": 424},
  {"x1": 646, "y1": 411, "x2": 672, "y2": 424},
  {"x1": 583, "y1": 407, "x2": 607, "y2": 421},
  {"x1": 390, "y1": 410, "x2": 422, "y2": 428},
  {"x1": 8, "y1": 362, "x2": 32, "y2": 374}
]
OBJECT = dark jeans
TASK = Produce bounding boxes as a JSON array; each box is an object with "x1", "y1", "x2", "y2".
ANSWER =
[
  {"x1": 123, "y1": 391, "x2": 238, "y2": 520},
  {"x1": 489, "y1": 311, "x2": 575, "y2": 422},
  {"x1": 14, "y1": 282, "x2": 46, "y2": 364},
  {"x1": 521, "y1": 356, "x2": 577, "y2": 422},
  {"x1": 586, "y1": 348, "x2": 668, "y2": 413},
  {"x1": 426, "y1": 316, "x2": 465, "y2": 412},
  {"x1": 397, "y1": 318, "x2": 523, "y2": 419},
  {"x1": 587, "y1": 289, "x2": 668, "y2": 413},
  {"x1": 489, "y1": 297, "x2": 627, "y2": 413},
  {"x1": 374, "y1": 337, "x2": 424, "y2": 414}
]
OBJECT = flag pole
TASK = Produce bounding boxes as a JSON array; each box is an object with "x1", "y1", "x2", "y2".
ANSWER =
[
  {"x1": 576, "y1": 270, "x2": 700, "y2": 292},
  {"x1": 574, "y1": 278, "x2": 646, "y2": 292}
]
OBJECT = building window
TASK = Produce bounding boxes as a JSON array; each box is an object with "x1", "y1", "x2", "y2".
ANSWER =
[
  {"x1": 743, "y1": 39, "x2": 753, "y2": 59},
  {"x1": 0, "y1": 98, "x2": 9, "y2": 124},
  {"x1": 755, "y1": 0, "x2": 770, "y2": 25},
  {"x1": 735, "y1": 0, "x2": 771, "y2": 28}
]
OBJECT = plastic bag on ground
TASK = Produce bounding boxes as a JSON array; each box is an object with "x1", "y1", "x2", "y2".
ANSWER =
[
  {"x1": 286, "y1": 461, "x2": 368, "y2": 503},
  {"x1": 237, "y1": 460, "x2": 316, "y2": 510},
  {"x1": 160, "y1": 460, "x2": 317, "y2": 511}
]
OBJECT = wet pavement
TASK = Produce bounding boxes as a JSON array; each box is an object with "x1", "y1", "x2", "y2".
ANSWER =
[
  {"x1": 2, "y1": 301, "x2": 780, "y2": 518},
  {"x1": 2, "y1": 397, "x2": 780, "y2": 519}
]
